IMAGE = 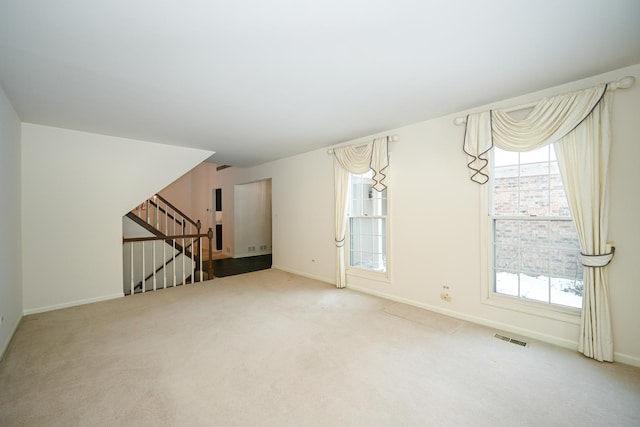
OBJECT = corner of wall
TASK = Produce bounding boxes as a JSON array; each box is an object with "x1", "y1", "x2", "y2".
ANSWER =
[
  {"x1": 0, "y1": 83, "x2": 23, "y2": 362},
  {"x1": 0, "y1": 313, "x2": 23, "y2": 363}
]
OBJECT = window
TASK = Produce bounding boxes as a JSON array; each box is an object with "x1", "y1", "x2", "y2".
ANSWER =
[
  {"x1": 491, "y1": 146, "x2": 582, "y2": 309},
  {"x1": 347, "y1": 170, "x2": 387, "y2": 273}
]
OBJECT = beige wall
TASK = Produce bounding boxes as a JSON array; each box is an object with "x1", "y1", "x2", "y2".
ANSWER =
[
  {"x1": 0, "y1": 84, "x2": 22, "y2": 359},
  {"x1": 222, "y1": 64, "x2": 640, "y2": 365},
  {"x1": 158, "y1": 170, "x2": 194, "y2": 219},
  {"x1": 21, "y1": 124, "x2": 213, "y2": 313},
  {"x1": 190, "y1": 163, "x2": 219, "y2": 233}
]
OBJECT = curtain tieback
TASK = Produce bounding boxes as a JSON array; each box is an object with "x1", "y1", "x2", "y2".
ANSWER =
[
  {"x1": 335, "y1": 237, "x2": 345, "y2": 248},
  {"x1": 581, "y1": 247, "x2": 615, "y2": 267}
]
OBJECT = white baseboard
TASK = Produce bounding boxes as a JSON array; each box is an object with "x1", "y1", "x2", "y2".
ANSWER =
[
  {"x1": 346, "y1": 284, "x2": 580, "y2": 350},
  {"x1": 234, "y1": 251, "x2": 272, "y2": 259},
  {"x1": 269, "y1": 269, "x2": 577, "y2": 352},
  {"x1": 23, "y1": 293, "x2": 124, "y2": 316},
  {"x1": 346, "y1": 284, "x2": 640, "y2": 367},
  {"x1": 0, "y1": 313, "x2": 23, "y2": 363},
  {"x1": 272, "y1": 265, "x2": 334, "y2": 285},
  {"x1": 267, "y1": 270, "x2": 640, "y2": 367},
  {"x1": 612, "y1": 352, "x2": 640, "y2": 368}
]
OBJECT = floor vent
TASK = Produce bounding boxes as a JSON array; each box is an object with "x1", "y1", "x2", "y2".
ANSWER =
[{"x1": 494, "y1": 333, "x2": 528, "y2": 347}]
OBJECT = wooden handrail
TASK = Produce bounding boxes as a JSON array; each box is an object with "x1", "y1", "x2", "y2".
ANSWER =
[
  {"x1": 153, "y1": 194, "x2": 199, "y2": 228},
  {"x1": 134, "y1": 194, "x2": 199, "y2": 237},
  {"x1": 123, "y1": 233, "x2": 205, "y2": 243},
  {"x1": 125, "y1": 233, "x2": 195, "y2": 259}
]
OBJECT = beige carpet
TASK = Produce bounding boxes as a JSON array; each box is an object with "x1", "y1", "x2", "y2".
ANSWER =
[
  {"x1": 1, "y1": 269, "x2": 639, "y2": 426},
  {"x1": 383, "y1": 302, "x2": 463, "y2": 334}
]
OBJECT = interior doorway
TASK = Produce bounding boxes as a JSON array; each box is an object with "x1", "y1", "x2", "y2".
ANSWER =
[
  {"x1": 203, "y1": 179, "x2": 272, "y2": 277},
  {"x1": 233, "y1": 179, "x2": 272, "y2": 259}
]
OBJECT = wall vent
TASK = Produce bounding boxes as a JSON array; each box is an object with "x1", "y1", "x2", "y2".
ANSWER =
[{"x1": 494, "y1": 333, "x2": 528, "y2": 347}]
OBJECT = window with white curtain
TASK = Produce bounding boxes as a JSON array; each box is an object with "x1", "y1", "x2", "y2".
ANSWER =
[
  {"x1": 348, "y1": 170, "x2": 387, "y2": 273},
  {"x1": 490, "y1": 146, "x2": 582, "y2": 310}
]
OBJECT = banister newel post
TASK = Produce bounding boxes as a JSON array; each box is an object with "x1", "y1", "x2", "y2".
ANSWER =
[
  {"x1": 196, "y1": 220, "x2": 202, "y2": 282},
  {"x1": 207, "y1": 227, "x2": 214, "y2": 280}
]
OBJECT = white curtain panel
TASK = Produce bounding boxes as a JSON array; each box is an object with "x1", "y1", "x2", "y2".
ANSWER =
[
  {"x1": 333, "y1": 138, "x2": 389, "y2": 288},
  {"x1": 554, "y1": 92, "x2": 613, "y2": 361},
  {"x1": 463, "y1": 84, "x2": 614, "y2": 361},
  {"x1": 333, "y1": 163, "x2": 350, "y2": 289}
]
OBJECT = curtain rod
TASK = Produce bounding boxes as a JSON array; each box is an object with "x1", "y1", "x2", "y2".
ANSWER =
[
  {"x1": 453, "y1": 75, "x2": 636, "y2": 126},
  {"x1": 326, "y1": 134, "x2": 399, "y2": 154}
]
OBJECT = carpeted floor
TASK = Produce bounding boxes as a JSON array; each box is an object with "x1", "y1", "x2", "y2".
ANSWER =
[{"x1": 1, "y1": 269, "x2": 639, "y2": 426}]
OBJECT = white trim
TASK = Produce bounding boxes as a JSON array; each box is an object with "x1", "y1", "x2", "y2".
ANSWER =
[
  {"x1": 480, "y1": 150, "x2": 583, "y2": 322},
  {"x1": 612, "y1": 352, "x2": 640, "y2": 368},
  {"x1": 482, "y1": 292, "x2": 580, "y2": 325},
  {"x1": 23, "y1": 293, "x2": 124, "y2": 315},
  {"x1": 345, "y1": 165, "x2": 391, "y2": 283},
  {"x1": 0, "y1": 313, "x2": 23, "y2": 362},
  {"x1": 234, "y1": 250, "x2": 272, "y2": 259},
  {"x1": 346, "y1": 268, "x2": 391, "y2": 284},
  {"x1": 272, "y1": 265, "x2": 335, "y2": 285},
  {"x1": 347, "y1": 283, "x2": 579, "y2": 351}
]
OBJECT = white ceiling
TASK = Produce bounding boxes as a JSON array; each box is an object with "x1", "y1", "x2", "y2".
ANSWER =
[{"x1": 1, "y1": 1, "x2": 639, "y2": 167}]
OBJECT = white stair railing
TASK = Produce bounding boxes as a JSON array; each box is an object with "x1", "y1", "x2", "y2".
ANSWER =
[
  {"x1": 124, "y1": 193, "x2": 212, "y2": 295},
  {"x1": 122, "y1": 228, "x2": 213, "y2": 295}
]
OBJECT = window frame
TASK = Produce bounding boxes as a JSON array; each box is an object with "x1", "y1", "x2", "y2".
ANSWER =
[
  {"x1": 480, "y1": 147, "x2": 581, "y2": 323},
  {"x1": 346, "y1": 169, "x2": 391, "y2": 283}
]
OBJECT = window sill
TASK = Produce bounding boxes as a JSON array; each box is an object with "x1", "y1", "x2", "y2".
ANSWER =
[
  {"x1": 346, "y1": 268, "x2": 391, "y2": 284},
  {"x1": 482, "y1": 292, "x2": 581, "y2": 325}
]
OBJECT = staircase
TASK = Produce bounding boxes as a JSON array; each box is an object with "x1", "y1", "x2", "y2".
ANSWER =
[{"x1": 122, "y1": 194, "x2": 213, "y2": 295}]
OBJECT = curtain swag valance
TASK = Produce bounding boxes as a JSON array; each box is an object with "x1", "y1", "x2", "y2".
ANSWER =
[
  {"x1": 333, "y1": 137, "x2": 389, "y2": 191},
  {"x1": 462, "y1": 84, "x2": 607, "y2": 184}
]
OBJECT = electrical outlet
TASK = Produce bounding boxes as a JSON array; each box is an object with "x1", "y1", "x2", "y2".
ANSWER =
[{"x1": 440, "y1": 293, "x2": 452, "y2": 302}]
